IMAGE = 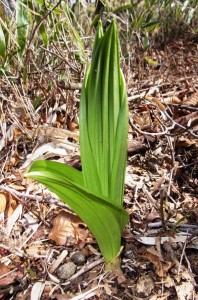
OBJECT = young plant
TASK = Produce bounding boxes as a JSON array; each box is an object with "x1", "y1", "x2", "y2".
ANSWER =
[{"x1": 26, "y1": 19, "x2": 129, "y2": 270}]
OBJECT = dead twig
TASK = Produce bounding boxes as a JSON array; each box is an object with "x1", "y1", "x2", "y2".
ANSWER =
[{"x1": 0, "y1": 185, "x2": 71, "y2": 210}]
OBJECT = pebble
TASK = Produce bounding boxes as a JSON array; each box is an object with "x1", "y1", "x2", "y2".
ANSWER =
[
  {"x1": 71, "y1": 251, "x2": 86, "y2": 266},
  {"x1": 135, "y1": 274, "x2": 154, "y2": 297},
  {"x1": 57, "y1": 262, "x2": 76, "y2": 280}
]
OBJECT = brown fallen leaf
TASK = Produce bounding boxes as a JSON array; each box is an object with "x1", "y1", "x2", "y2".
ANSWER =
[
  {"x1": 49, "y1": 210, "x2": 88, "y2": 246},
  {"x1": 8, "y1": 184, "x2": 25, "y2": 191},
  {"x1": 0, "y1": 264, "x2": 23, "y2": 285},
  {"x1": 142, "y1": 252, "x2": 173, "y2": 277},
  {"x1": 172, "y1": 111, "x2": 198, "y2": 133},
  {"x1": 0, "y1": 191, "x2": 17, "y2": 217},
  {"x1": 175, "y1": 137, "x2": 197, "y2": 148},
  {"x1": 127, "y1": 139, "x2": 148, "y2": 154},
  {"x1": 49, "y1": 210, "x2": 76, "y2": 246}
]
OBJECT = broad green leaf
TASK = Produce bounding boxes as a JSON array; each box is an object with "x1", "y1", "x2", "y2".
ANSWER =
[
  {"x1": 27, "y1": 160, "x2": 128, "y2": 266},
  {"x1": 27, "y1": 20, "x2": 129, "y2": 270},
  {"x1": 16, "y1": 0, "x2": 29, "y2": 57},
  {"x1": 80, "y1": 19, "x2": 128, "y2": 206},
  {"x1": 0, "y1": 24, "x2": 6, "y2": 59},
  {"x1": 92, "y1": 20, "x2": 103, "y2": 53}
]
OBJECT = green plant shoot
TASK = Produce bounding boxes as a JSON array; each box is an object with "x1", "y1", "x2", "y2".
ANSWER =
[
  {"x1": 16, "y1": 0, "x2": 29, "y2": 58},
  {"x1": 26, "y1": 19, "x2": 129, "y2": 270}
]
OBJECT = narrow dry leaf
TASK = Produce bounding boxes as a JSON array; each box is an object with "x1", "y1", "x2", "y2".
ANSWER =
[
  {"x1": 146, "y1": 95, "x2": 166, "y2": 111},
  {"x1": 0, "y1": 193, "x2": 7, "y2": 212},
  {"x1": 8, "y1": 184, "x2": 25, "y2": 191},
  {"x1": 103, "y1": 283, "x2": 112, "y2": 296},
  {"x1": 30, "y1": 282, "x2": 45, "y2": 300},
  {"x1": 21, "y1": 142, "x2": 68, "y2": 169},
  {"x1": 183, "y1": 91, "x2": 198, "y2": 107},
  {"x1": 49, "y1": 249, "x2": 68, "y2": 273},
  {"x1": 173, "y1": 111, "x2": 198, "y2": 131},
  {"x1": 146, "y1": 246, "x2": 164, "y2": 260},
  {"x1": 38, "y1": 126, "x2": 79, "y2": 142},
  {"x1": 47, "y1": 271, "x2": 60, "y2": 284},
  {"x1": 0, "y1": 124, "x2": 14, "y2": 152},
  {"x1": 5, "y1": 204, "x2": 22, "y2": 237},
  {"x1": 70, "y1": 285, "x2": 102, "y2": 300},
  {"x1": 163, "y1": 96, "x2": 182, "y2": 104},
  {"x1": 6, "y1": 193, "x2": 18, "y2": 217},
  {"x1": 137, "y1": 234, "x2": 191, "y2": 245},
  {"x1": 151, "y1": 176, "x2": 165, "y2": 196}
]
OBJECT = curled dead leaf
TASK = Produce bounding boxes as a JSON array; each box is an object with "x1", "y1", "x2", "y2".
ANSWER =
[
  {"x1": 49, "y1": 210, "x2": 86, "y2": 246},
  {"x1": 164, "y1": 95, "x2": 182, "y2": 104},
  {"x1": 146, "y1": 95, "x2": 166, "y2": 111},
  {"x1": 49, "y1": 210, "x2": 76, "y2": 246},
  {"x1": 133, "y1": 112, "x2": 152, "y2": 130},
  {"x1": 142, "y1": 252, "x2": 173, "y2": 277}
]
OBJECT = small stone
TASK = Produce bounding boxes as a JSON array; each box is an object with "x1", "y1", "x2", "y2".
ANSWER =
[
  {"x1": 57, "y1": 262, "x2": 76, "y2": 280},
  {"x1": 135, "y1": 274, "x2": 154, "y2": 297},
  {"x1": 71, "y1": 251, "x2": 86, "y2": 266}
]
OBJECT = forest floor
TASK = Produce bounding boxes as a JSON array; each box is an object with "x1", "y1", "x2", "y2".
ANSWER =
[{"x1": 0, "y1": 38, "x2": 198, "y2": 300}]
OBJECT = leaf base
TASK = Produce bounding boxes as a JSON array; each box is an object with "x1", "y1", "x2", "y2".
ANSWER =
[{"x1": 105, "y1": 256, "x2": 121, "y2": 271}]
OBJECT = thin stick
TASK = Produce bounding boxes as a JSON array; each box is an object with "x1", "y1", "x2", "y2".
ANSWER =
[{"x1": 0, "y1": 185, "x2": 71, "y2": 210}]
